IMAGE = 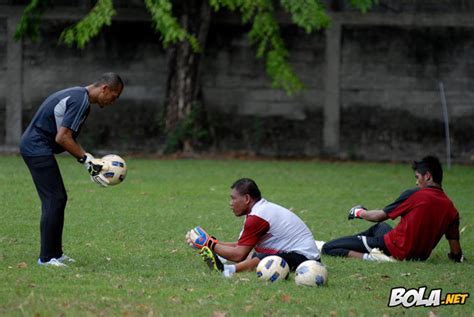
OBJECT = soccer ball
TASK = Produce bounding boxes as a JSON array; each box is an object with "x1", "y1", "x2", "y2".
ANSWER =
[
  {"x1": 256, "y1": 256, "x2": 290, "y2": 282},
  {"x1": 295, "y1": 260, "x2": 328, "y2": 286},
  {"x1": 100, "y1": 154, "x2": 127, "y2": 186}
]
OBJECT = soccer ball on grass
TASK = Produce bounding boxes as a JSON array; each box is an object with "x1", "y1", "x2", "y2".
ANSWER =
[
  {"x1": 256, "y1": 255, "x2": 289, "y2": 282},
  {"x1": 294, "y1": 260, "x2": 328, "y2": 286}
]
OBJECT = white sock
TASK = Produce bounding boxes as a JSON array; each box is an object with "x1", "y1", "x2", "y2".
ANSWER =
[
  {"x1": 223, "y1": 264, "x2": 236, "y2": 277},
  {"x1": 362, "y1": 253, "x2": 370, "y2": 261},
  {"x1": 224, "y1": 264, "x2": 236, "y2": 273}
]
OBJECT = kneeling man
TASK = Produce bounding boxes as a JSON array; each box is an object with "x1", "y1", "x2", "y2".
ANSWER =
[{"x1": 186, "y1": 178, "x2": 320, "y2": 276}]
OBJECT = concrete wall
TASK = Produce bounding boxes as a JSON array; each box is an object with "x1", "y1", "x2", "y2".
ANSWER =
[
  {"x1": 202, "y1": 22, "x2": 474, "y2": 161},
  {"x1": 19, "y1": 19, "x2": 168, "y2": 153},
  {"x1": 201, "y1": 25, "x2": 326, "y2": 156},
  {"x1": 0, "y1": 18, "x2": 6, "y2": 144},
  {"x1": 1, "y1": 2, "x2": 473, "y2": 162},
  {"x1": 340, "y1": 25, "x2": 474, "y2": 161}
]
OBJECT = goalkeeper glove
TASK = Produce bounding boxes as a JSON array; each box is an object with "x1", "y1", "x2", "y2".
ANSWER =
[
  {"x1": 80, "y1": 153, "x2": 109, "y2": 187},
  {"x1": 348, "y1": 205, "x2": 367, "y2": 220},
  {"x1": 186, "y1": 226, "x2": 218, "y2": 250}
]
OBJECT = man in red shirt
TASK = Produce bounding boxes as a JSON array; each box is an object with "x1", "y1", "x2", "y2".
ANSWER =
[{"x1": 322, "y1": 156, "x2": 464, "y2": 262}]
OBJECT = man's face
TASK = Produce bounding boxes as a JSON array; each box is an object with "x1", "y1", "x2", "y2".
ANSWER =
[
  {"x1": 415, "y1": 171, "x2": 431, "y2": 189},
  {"x1": 230, "y1": 188, "x2": 250, "y2": 217},
  {"x1": 97, "y1": 85, "x2": 122, "y2": 108}
]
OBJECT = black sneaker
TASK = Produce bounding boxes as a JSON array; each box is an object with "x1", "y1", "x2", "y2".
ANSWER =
[{"x1": 199, "y1": 246, "x2": 224, "y2": 272}]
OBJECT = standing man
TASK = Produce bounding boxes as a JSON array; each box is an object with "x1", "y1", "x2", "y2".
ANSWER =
[
  {"x1": 186, "y1": 178, "x2": 320, "y2": 277},
  {"x1": 322, "y1": 156, "x2": 464, "y2": 262},
  {"x1": 20, "y1": 73, "x2": 124, "y2": 267}
]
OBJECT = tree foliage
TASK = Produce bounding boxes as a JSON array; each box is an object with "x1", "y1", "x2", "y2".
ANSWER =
[
  {"x1": 349, "y1": 0, "x2": 375, "y2": 12},
  {"x1": 15, "y1": 0, "x2": 377, "y2": 95},
  {"x1": 14, "y1": 0, "x2": 51, "y2": 40},
  {"x1": 144, "y1": 0, "x2": 200, "y2": 51},
  {"x1": 208, "y1": 0, "x2": 332, "y2": 93},
  {"x1": 61, "y1": 0, "x2": 115, "y2": 49}
]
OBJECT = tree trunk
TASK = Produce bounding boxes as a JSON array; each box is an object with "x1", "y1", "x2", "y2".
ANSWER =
[{"x1": 164, "y1": 0, "x2": 211, "y2": 154}]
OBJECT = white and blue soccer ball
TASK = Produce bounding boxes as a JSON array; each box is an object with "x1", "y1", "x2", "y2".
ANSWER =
[
  {"x1": 256, "y1": 255, "x2": 290, "y2": 282},
  {"x1": 295, "y1": 260, "x2": 328, "y2": 286},
  {"x1": 100, "y1": 154, "x2": 127, "y2": 186}
]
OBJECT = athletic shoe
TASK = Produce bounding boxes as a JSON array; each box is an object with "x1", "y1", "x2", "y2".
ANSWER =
[
  {"x1": 366, "y1": 248, "x2": 396, "y2": 262},
  {"x1": 58, "y1": 254, "x2": 76, "y2": 263},
  {"x1": 37, "y1": 258, "x2": 68, "y2": 267},
  {"x1": 315, "y1": 240, "x2": 326, "y2": 251},
  {"x1": 199, "y1": 246, "x2": 224, "y2": 272}
]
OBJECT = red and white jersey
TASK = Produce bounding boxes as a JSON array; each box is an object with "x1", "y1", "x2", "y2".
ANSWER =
[{"x1": 237, "y1": 198, "x2": 319, "y2": 260}]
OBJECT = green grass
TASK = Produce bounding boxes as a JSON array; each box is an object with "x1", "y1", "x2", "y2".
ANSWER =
[{"x1": 0, "y1": 156, "x2": 473, "y2": 316}]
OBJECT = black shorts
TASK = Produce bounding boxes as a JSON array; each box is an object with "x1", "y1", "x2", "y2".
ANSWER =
[{"x1": 252, "y1": 251, "x2": 319, "y2": 271}]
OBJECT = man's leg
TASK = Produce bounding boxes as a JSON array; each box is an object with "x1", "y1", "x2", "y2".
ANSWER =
[
  {"x1": 354, "y1": 223, "x2": 392, "y2": 258},
  {"x1": 322, "y1": 235, "x2": 369, "y2": 257},
  {"x1": 277, "y1": 252, "x2": 313, "y2": 271},
  {"x1": 200, "y1": 249, "x2": 316, "y2": 275},
  {"x1": 235, "y1": 251, "x2": 311, "y2": 273},
  {"x1": 356, "y1": 222, "x2": 392, "y2": 238},
  {"x1": 323, "y1": 231, "x2": 393, "y2": 261},
  {"x1": 200, "y1": 247, "x2": 260, "y2": 274},
  {"x1": 346, "y1": 235, "x2": 386, "y2": 259},
  {"x1": 235, "y1": 257, "x2": 260, "y2": 272},
  {"x1": 23, "y1": 155, "x2": 68, "y2": 262}
]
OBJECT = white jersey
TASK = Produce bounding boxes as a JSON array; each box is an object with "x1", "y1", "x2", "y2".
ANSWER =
[{"x1": 238, "y1": 198, "x2": 319, "y2": 260}]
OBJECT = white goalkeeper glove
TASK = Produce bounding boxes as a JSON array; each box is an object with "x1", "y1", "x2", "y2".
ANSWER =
[
  {"x1": 80, "y1": 153, "x2": 109, "y2": 187},
  {"x1": 348, "y1": 205, "x2": 367, "y2": 220}
]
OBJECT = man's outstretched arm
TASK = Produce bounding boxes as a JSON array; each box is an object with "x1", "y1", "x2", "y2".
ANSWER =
[
  {"x1": 214, "y1": 244, "x2": 253, "y2": 263},
  {"x1": 348, "y1": 205, "x2": 389, "y2": 222},
  {"x1": 361, "y1": 209, "x2": 389, "y2": 222}
]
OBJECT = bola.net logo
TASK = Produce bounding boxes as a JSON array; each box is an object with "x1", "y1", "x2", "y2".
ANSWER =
[{"x1": 388, "y1": 286, "x2": 469, "y2": 308}]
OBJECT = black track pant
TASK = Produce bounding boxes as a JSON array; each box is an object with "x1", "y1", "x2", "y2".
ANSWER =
[
  {"x1": 322, "y1": 222, "x2": 392, "y2": 257},
  {"x1": 22, "y1": 155, "x2": 67, "y2": 262}
]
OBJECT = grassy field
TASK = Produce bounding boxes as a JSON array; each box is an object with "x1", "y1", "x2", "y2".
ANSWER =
[{"x1": 0, "y1": 155, "x2": 472, "y2": 316}]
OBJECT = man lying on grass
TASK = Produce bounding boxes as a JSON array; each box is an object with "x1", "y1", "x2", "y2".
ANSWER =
[
  {"x1": 185, "y1": 178, "x2": 320, "y2": 277},
  {"x1": 322, "y1": 156, "x2": 465, "y2": 263}
]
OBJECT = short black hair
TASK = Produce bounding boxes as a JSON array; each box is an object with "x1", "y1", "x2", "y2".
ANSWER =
[
  {"x1": 231, "y1": 178, "x2": 261, "y2": 200},
  {"x1": 93, "y1": 72, "x2": 123, "y2": 90},
  {"x1": 412, "y1": 155, "x2": 443, "y2": 185}
]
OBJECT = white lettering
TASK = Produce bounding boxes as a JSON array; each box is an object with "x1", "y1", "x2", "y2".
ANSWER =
[
  {"x1": 388, "y1": 287, "x2": 443, "y2": 308},
  {"x1": 426, "y1": 289, "x2": 441, "y2": 307},
  {"x1": 388, "y1": 287, "x2": 407, "y2": 307},
  {"x1": 403, "y1": 289, "x2": 420, "y2": 307}
]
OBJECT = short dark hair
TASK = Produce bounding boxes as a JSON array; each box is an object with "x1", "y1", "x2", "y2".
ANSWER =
[
  {"x1": 93, "y1": 72, "x2": 123, "y2": 90},
  {"x1": 231, "y1": 178, "x2": 261, "y2": 200},
  {"x1": 412, "y1": 156, "x2": 443, "y2": 185}
]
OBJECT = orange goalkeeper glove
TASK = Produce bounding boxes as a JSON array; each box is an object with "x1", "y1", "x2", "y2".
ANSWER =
[{"x1": 185, "y1": 226, "x2": 218, "y2": 250}]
